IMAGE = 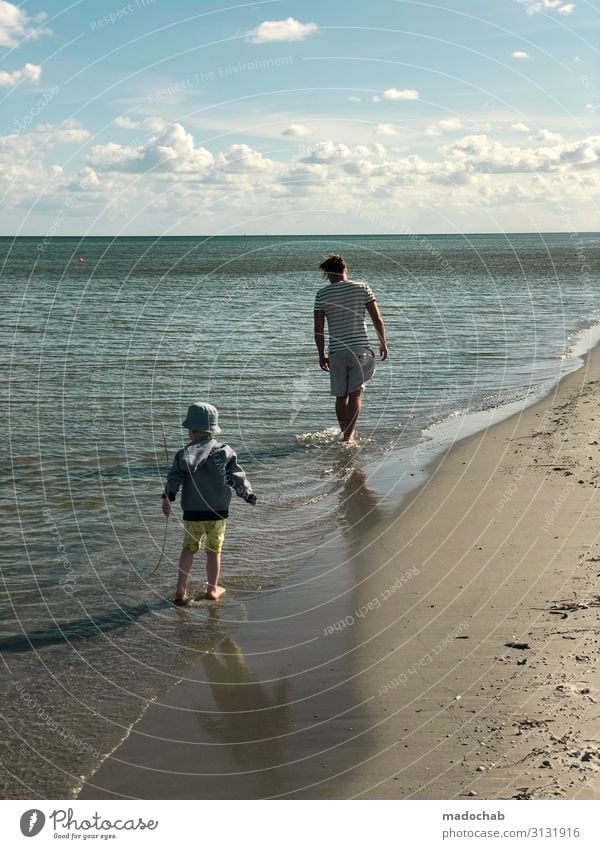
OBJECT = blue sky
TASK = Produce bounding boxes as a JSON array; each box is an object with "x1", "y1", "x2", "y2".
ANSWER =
[{"x1": 0, "y1": 0, "x2": 598, "y2": 234}]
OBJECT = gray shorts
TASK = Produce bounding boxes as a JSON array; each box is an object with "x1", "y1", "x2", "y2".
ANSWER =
[{"x1": 328, "y1": 347, "x2": 376, "y2": 397}]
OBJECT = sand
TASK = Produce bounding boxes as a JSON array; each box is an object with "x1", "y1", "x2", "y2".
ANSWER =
[{"x1": 79, "y1": 347, "x2": 600, "y2": 800}]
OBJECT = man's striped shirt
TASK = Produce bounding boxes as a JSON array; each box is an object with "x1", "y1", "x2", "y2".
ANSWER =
[{"x1": 314, "y1": 279, "x2": 376, "y2": 354}]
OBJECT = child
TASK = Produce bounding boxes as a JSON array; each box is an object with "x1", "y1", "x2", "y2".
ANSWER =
[{"x1": 161, "y1": 402, "x2": 257, "y2": 604}]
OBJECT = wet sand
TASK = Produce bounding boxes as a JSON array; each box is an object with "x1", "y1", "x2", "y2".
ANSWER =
[{"x1": 80, "y1": 348, "x2": 600, "y2": 800}]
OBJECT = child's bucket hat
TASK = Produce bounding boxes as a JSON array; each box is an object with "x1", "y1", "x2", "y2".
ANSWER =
[{"x1": 182, "y1": 402, "x2": 222, "y2": 434}]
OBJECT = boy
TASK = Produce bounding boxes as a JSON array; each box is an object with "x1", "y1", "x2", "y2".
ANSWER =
[{"x1": 161, "y1": 402, "x2": 257, "y2": 604}]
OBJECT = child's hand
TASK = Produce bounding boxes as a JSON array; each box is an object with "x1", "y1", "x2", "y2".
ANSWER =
[{"x1": 161, "y1": 498, "x2": 172, "y2": 517}]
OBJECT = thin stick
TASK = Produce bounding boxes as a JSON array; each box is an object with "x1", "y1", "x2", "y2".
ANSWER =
[{"x1": 148, "y1": 422, "x2": 170, "y2": 578}]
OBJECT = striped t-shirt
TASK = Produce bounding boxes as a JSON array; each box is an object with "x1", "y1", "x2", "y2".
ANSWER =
[{"x1": 314, "y1": 279, "x2": 376, "y2": 354}]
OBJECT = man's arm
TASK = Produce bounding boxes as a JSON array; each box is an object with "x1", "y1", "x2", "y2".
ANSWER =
[
  {"x1": 314, "y1": 309, "x2": 329, "y2": 372},
  {"x1": 366, "y1": 300, "x2": 389, "y2": 360}
]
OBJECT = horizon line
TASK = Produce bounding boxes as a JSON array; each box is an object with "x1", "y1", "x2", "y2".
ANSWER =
[{"x1": 1, "y1": 231, "x2": 599, "y2": 239}]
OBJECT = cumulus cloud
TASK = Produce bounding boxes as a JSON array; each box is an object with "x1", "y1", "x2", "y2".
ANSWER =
[
  {"x1": 39, "y1": 120, "x2": 89, "y2": 145},
  {"x1": 282, "y1": 124, "x2": 312, "y2": 137},
  {"x1": 375, "y1": 124, "x2": 398, "y2": 136},
  {"x1": 444, "y1": 132, "x2": 599, "y2": 175},
  {"x1": 0, "y1": 62, "x2": 41, "y2": 87},
  {"x1": 518, "y1": 0, "x2": 575, "y2": 15},
  {"x1": 533, "y1": 128, "x2": 563, "y2": 143},
  {"x1": 114, "y1": 115, "x2": 167, "y2": 131},
  {"x1": 0, "y1": 1, "x2": 51, "y2": 47},
  {"x1": 512, "y1": 122, "x2": 530, "y2": 132},
  {"x1": 349, "y1": 96, "x2": 361, "y2": 102},
  {"x1": 89, "y1": 123, "x2": 216, "y2": 175},
  {"x1": 426, "y1": 118, "x2": 463, "y2": 136},
  {"x1": 511, "y1": 50, "x2": 529, "y2": 59},
  {"x1": 247, "y1": 17, "x2": 317, "y2": 43},
  {"x1": 214, "y1": 143, "x2": 272, "y2": 173},
  {"x1": 584, "y1": 104, "x2": 598, "y2": 114},
  {"x1": 3, "y1": 117, "x2": 598, "y2": 229},
  {"x1": 382, "y1": 88, "x2": 419, "y2": 101},
  {"x1": 115, "y1": 116, "x2": 138, "y2": 129}
]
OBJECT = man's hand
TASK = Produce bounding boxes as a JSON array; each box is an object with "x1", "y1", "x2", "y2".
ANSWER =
[
  {"x1": 319, "y1": 355, "x2": 330, "y2": 372},
  {"x1": 161, "y1": 498, "x2": 171, "y2": 518},
  {"x1": 379, "y1": 341, "x2": 388, "y2": 361}
]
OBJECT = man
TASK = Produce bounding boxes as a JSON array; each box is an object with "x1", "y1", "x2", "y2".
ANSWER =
[{"x1": 314, "y1": 253, "x2": 388, "y2": 442}]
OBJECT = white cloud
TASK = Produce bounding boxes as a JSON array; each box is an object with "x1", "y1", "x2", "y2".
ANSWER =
[
  {"x1": 88, "y1": 124, "x2": 274, "y2": 181},
  {"x1": 511, "y1": 122, "x2": 530, "y2": 132},
  {"x1": 282, "y1": 124, "x2": 312, "y2": 137},
  {"x1": 215, "y1": 143, "x2": 272, "y2": 173},
  {"x1": 511, "y1": 50, "x2": 530, "y2": 59},
  {"x1": 115, "y1": 116, "x2": 138, "y2": 129},
  {"x1": 0, "y1": 1, "x2": 51, "y2": 47},
  {"x1": 585, "y1": 103, "x2": 598, "y2": 114},
  {"x1": 247, "y1": 17, "x2": 317, "y2": 44},
  {"x1": 382, "y1": 88, "x2": 419, "y2": 101},
  {"x1": 426, "y1": 118, "x2": 463, "y2": 136},
  {"x1": 533, "y1": 128, "x2": 563, "y2": 143},
  {"x1": 114, "y1": 115, "x2": 167, "y2": 131},
  {"x1": 0, "y1": 62, "x2": 41, "y2": 87},
  {"x1": 4, "y1": 118, "x2": 599, "y2": 232},
  {"x1": 349, "y1": 96, "x2": 361, "y2": 102},
  {"x1": 518, "y1": 0, "x2": 575, "y2": 15},
  {"x1": 375, "y1": 124, "x2": 398, "y2": 136}
]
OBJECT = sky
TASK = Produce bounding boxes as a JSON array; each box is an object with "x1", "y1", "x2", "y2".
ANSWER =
[{"x1": 0, "y1": 0, "x2": 598, "y2": 235}]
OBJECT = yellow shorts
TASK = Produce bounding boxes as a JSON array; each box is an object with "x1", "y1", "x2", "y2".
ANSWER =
[{"x1": 182, "y1": 519, "x2": 226, "y2": 553}]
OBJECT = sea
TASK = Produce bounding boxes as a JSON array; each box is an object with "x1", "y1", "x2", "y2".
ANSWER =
[{"x1": 0, "y1": 233, "x2": 599, "y2": 797}]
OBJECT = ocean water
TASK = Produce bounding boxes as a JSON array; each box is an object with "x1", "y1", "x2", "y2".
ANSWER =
[{"x1": 1, "y1": 232, "x2": 599, "y2": 797}]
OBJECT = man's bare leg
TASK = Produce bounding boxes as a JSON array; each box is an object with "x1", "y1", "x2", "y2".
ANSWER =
[
  {"x1": 335, "y1": 395, "x2": 348, "y2": 431},
  {"x1": 206, "y1": 550, "x2": 226, "y2": 600},
  {"x1": 175, "y1": 548, "x2": 194, "y2": 600},
  {"x1": 343, "y1": 389, "x2": 363, "y2": 442}
]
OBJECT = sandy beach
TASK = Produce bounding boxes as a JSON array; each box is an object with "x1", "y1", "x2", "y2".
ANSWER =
[{"x1": 79, "y1": 346, "x2": 600, "y2": 801}]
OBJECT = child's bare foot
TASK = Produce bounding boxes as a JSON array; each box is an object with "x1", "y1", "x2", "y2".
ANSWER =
[{"x1": 205, "y1": 584, "x2": 226, "y2": 600}]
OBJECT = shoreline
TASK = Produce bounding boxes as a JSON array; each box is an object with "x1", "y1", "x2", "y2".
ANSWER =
[{"x1": 79, "y1": 344, "x2": 600, "y2": 800}]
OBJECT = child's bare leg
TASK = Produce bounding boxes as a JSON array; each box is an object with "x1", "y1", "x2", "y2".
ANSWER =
[
  {"x1": 205, "y1": 550, "x2": 225, "y2": 600},
  {"x1": 175, "y1": 548, "x2": 194, "y2": 599}
]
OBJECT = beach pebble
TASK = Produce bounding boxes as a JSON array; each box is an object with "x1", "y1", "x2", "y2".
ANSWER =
[
  {"x1": 476, "y1": 765, "x2": 486, "y2": 772},
  {"x1": 467, "y1": 790, "x2": 477, "y2": 797}
]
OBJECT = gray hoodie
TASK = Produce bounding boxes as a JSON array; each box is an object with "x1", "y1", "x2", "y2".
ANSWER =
[{"x1": 164, "y1": 437, "x2": 256, "y2": 521}]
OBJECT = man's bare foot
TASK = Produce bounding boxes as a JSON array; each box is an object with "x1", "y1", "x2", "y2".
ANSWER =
[
  {"x1": 173, "y1": 594, "x2": 189, "y2": 606},
  {"x1": 206, "y1": 584, "x2": 226, "y2": 600}
]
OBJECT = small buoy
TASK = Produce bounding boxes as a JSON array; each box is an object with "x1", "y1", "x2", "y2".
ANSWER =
[{"x1": 77, "y1": 257, "x2": 85, "y2": 263}]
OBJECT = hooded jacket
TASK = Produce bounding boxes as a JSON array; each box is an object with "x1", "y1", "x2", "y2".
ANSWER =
[{"x1": 164, "y1": 437, "x2": 255, "y2": 520}]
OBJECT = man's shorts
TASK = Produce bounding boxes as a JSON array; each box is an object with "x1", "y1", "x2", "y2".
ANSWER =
[
  {"x1": 182, "y1": 519, "x2": 226, "y2": 553},
  {"x1": 328, "y1": 347, "x2": 376, "y2": 397}
]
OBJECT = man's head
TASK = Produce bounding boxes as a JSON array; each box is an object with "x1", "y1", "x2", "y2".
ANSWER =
[{"x1": 319, "y1": 253, "x2": 348, "y2": 283}]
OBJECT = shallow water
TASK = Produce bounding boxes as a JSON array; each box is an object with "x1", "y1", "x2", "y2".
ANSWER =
[{"x1": 0, "y1": 233, "x2": 598, "y2": 796}]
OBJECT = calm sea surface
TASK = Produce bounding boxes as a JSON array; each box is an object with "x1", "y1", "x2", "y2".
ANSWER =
[{"x1": 1, "y1": 233, "x2": 599, "y2": 796}]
